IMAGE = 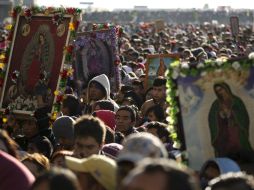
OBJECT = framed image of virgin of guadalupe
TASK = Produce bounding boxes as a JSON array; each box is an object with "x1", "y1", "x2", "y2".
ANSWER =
[
  {"x1": 144, "y1": 54, "x2": 179, "y2": 90},
  {"x1": 74, "y1": 26, "x2": 121, "y2": 94},
  {"x1": 167, "y1": 58, "x2": 254, "y2": 170},
  {"x1": 0, "y1": 7, "x2": 77, "y2": 115}
]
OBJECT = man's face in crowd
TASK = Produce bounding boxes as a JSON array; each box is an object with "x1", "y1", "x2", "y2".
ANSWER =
[
  {"x1": 116, "y1": 110, "x2": 135, "y2": 133},
  {"x1": 122, "y1": 171, "x2": 167, "y2": 190},
  {"x1": 152, "y1": 85, "x2": 166, "y2": 102},
  {"x1": 89, "y1": 82, "x2": 105, "y2": 101},
  {"x1": 133, "y1": 85, "x2": 143, "y2": 96},
  {"x1": 73, "y1": 136, "x2": 101, "y2": 158}
]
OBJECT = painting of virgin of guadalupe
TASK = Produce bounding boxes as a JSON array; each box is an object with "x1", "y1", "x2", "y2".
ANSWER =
[
  {"x1": 0, "y1": 13, "x2": 73, "y2": 114},
  {"x1": 176, "y1": 66, "x2": 254, "y2": 170},
  {"x1": 20, "y1": 25, "x2": 54, "y2": 95},
  {"x1": 75, "y1": 38, "x2": 113, "y2": 83},
  {"x1": 144, "y1": 54, "x2": 179, "y2": 89},
  {"x1": 74, "y1": 28, "x2": 119, "y2": 94},
  {"x1": 208, "y1": 82, "x2": 253, "y2": 157}
]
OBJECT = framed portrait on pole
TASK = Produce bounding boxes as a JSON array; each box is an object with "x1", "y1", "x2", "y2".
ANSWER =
[
  {"x1": 167, "y1": 58, "x2": 254, "y2": 170},
  {"x1": 74, "y1": 25, "x2": 122, "y2": 94},
  {"x1": 0, "y1": 6, "x2": 81, "y2": 117}
]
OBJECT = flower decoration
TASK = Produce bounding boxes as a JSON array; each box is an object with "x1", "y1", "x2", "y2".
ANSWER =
[
  {"x1": 24, "y1": 8, "x2": 32, "y2": 20},
  {"x1": 39, "y1": 70, "x2": 48, "y2": 82},
  {"x1": 116, "y1": 26, "x2": 123, "y2": 37},
  {"x1": 103, "y1": 23, "x2": 109, "y2": 29},
  {"x1": 64, "y1": 45, "x2": 74, "y2": 62},
  {"x1": 0, "y1": 53, "x2": 7, "y2": 87},
  {"x1": 114, "y1": 55, "x2": 121, "y2": 65},
  {"x1": 52, "y1": 13, "x2": 64, "y2": 25},
  {"x1": 11, "y1": 70, "x2": 19, "y2": 84},
  {"x1": 66, "y1": 8, "x2": 76, "y2": 15},
  {"x1": 92, "y1": 24, "x2": 97, "y2": 31},
  {"x1": 69, "y1": 22, "x2": 75, "y2": 31},
  {"x1": 5, "y1": 24, "x2": 13, "y2": 31}
]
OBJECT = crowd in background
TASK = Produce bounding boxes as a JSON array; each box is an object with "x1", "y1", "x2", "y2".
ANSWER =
[
  {"x1": 0, "y1": 8, "x2": 254, "y2": 190},
  {"x1": 84, "y1": 9, "x2": 254, "y2": 24}
]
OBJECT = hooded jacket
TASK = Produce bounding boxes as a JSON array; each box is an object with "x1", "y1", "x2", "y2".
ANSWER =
[
  {"x1": 87, "y1": 74, "x2": 119, "y2": 112},
  {"x1": 200, "y1": 157, "x2": 241, "y2": 175},
  {"x1": 199, "y1": 157, "x2": 241, "y2": 189},
  {"x1": 93, "y1": 110, "x2": 116, "y2": 130}
]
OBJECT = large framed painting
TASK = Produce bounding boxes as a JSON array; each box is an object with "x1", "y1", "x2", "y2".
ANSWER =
[
  {"x1": 0, "y1": 7, "x2": 80, "y2": 116},
  {"x1": 74, "y1": 26, "x2": 121, "y2": 94},
  {"x1": 167, "y1": 58, "x2": 254, "y2": 170},
  {"x1": 145, "y1": 54, "x2": 179, "y2": 89}
]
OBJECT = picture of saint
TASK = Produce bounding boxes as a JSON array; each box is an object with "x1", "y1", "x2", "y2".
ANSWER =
[
  {"x1": 0, "y1": 15, "x2": 72, "y2": 114},
  {"x1": 20, "y1": 25, "x2": 54, "y2": 95},
  {"x1": 208, "y1": 82, "x2": 253, "y2": 158},
  {"x1": 75, "y1": 38, "x2": 113, "y2": 84}
]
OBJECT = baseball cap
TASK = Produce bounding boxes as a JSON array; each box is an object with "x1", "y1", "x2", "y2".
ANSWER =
[
  {"x1": 65, "y1": 155, "x2": 116, "y2": 190},
  {"x1": 102, "y1": 143, "x2": 123, "y2": 160},
  {"x1": 52, "y1": 116, "x2": 75, "y2": 140},
  {"x1": 117, "y1": 132, "x2": 168, "y2": 163}
]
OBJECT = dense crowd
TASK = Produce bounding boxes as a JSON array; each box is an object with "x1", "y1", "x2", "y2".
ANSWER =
[
  {"x1": 84, "y1": 9, "x2": 254, "y2": 24},
  {"x1": 1, "y1": 9, "x2": 254, "y2": 190}
]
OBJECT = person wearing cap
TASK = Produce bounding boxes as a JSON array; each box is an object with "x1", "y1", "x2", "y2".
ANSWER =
[
  {"x1": 52, "y1": 116, "x2": 75, "y2": 151},
  {"x1": 73, "y1": 115, "x2": 106, "y2": 158},
  {"x1": 0, "y1": 150, "x2": 35, "y2": 190},
  {"x1": 116, "y1": 132, "x2": 168, "y2": 188},
  {"x1": 101, "y1": 143, "x2": 123, "y2": 160},
  {"x1": 15, "y1": 108, "x2": 55, "y2": 151},
  {"x1": 65, "y1": 154, "x2": 116, "y2": 190}
]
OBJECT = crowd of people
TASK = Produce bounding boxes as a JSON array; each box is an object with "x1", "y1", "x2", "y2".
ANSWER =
[
  {"x1": 84, "y1": 9, "x2": 254, "y2": 24},
  {"x1": 1, "y1": 8, "x2": 254, "y2": 190}
]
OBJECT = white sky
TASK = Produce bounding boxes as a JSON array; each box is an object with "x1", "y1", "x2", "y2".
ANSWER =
[{"x1": 35, "y1": 0, "x2": 254, "y2": 10}]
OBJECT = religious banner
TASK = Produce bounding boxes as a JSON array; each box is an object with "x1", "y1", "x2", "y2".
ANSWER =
[
  {"x1": 0, "y1": 6, "x2": 81, "y2": 117},
  {"x1": 74, "y1": 25, "x2": 122, "y2": 94},
  {"x1": 167, "y1": 58, "x2": 254, "y2": 170},
  {"x1": 154, "y1": 19, "x2": 165, "y2": 33},
  {"x1": 230, "y1": 16, "x2": 239, "y2": 38},
  {"x1": 145, "y1": 54, "x2": 179, "y2": 89}
]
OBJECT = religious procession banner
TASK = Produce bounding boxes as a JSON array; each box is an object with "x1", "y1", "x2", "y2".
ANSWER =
[
  {"x1": 74, "y1": 24, "x2": 122, "y2": 94},
  {"x1": 0, "y1": 6, "x2": 81, "y2": 117},
  {"x1": 145, "y1": 54, "x2": 179, "y2": 90},
  {"x1": 166, "y1": 58, "x2": 254, "y2": 170}
]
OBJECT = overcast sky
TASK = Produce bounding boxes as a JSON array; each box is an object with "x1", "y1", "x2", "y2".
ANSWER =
[{"x1": 35, "y1": 0, "x2": 254, "y2": 10}]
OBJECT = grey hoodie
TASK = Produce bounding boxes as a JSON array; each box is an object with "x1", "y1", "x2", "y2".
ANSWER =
[{"x1": 87, "y1": 74, "x2": 119, "y2": 112}]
